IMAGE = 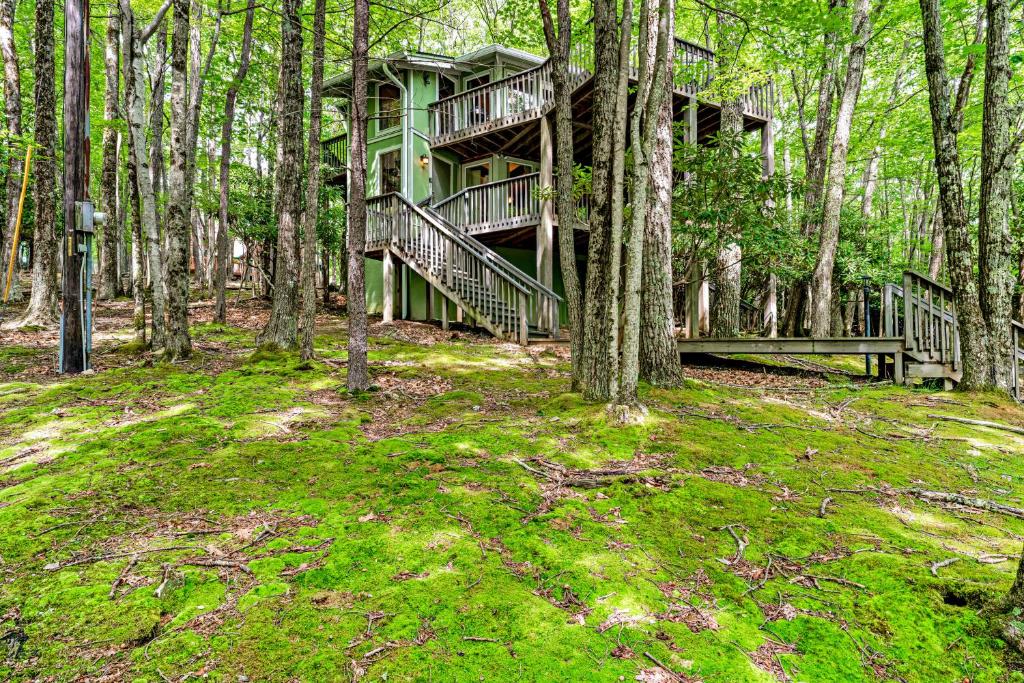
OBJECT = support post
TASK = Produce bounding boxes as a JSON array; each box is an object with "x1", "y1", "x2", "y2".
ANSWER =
[
  {"x1": 60, "y1": 0, "x2": 92, "y2": 373},
  {"x1": 441, "y1": 297, "x2": 449, "y2": 330},
  {"x1": 427, "y1": 283, "x2": 434, "y2": 321},
  {"x1": 382, "y1": 249, "x2": 394, "y2": 323},
  {"x1": 401, "y1": 263, "x2": 408, "y2": 320},
  {"x1": 686, "y1": 262, "x2": 699, "y2": 338},
  {"x1": 760, "y1": 121, "x2": 775, "y2": 177},
  {"x1": 763, "y1": 272, "x2": 777, "y2": 338},
  {"x1": 537, "y1": 115, "x2": 554, "y2": 331}
]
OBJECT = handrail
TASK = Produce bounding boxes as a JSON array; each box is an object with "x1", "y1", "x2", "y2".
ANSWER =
[{"x1": 434, "y1": 173, "x2": 539, "y2": 210}]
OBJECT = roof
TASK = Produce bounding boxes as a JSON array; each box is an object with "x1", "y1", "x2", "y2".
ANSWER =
[{"x1": 322, "y1": 44, "x2": 547, "y2": 98}]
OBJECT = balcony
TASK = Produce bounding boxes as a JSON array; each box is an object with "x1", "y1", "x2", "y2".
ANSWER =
[{"x1": 321, "y1": 133, "x2": 348, "y2": 177}]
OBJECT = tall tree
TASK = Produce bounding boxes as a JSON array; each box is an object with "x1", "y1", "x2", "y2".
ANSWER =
[
  {"x1": 620, "y1": 0, "x2": 671, "y2": 406},
  {"x1": 18, "y1": 0, "x2": 58, "y2": 326},
  {"x1": 164, "y1": 0, "x2": 193, "y2": 358},
  {"x1": 121, "y1": 0, "x2": 171, "y2": 348},
  {"x1": 0, "y1": 0, "x2": 22, "y2": 297},
  {"x1": 977, "y1": 0, "x2": 1018, "y2": 390},
  {"x1": 149, "y1": 26, "x2": 167, "y2": 206},
  {"x1": 258, "y1": 0, "x2": 304, "y2": 348},
  {"x1": 98, "y1": 12, "x2": 122, "y2": 300},
  {"x1": 809, "y1": 0, "x2": 872, "y2": 337},
  {"x1": 214, "y1": 0, "x2": 256, "y2": 323},
  {"x1": 639, "y1": 0, "x2": 681, "y2": 387},
  {"x1": 918, "y1": 0, "x2": 991, "y2": 388},
  {"x1": 580, "y1": 0, "x2": 631, "y2": 401},
  {"x1": 347, "y1": 0, "x2": 371, "y2": 391},
  {"x1": 538, "y1": 0, "x2": 583, "y2": 389},
  {"x1": 300, "y1": 0, "x2": 327, "y2": 361}
]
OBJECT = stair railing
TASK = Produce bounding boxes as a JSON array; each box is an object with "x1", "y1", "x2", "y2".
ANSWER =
[{"x1": 380, "y1": 193, "x2": 533, "y2": 343}]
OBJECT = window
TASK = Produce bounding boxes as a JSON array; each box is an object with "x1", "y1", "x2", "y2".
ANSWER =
[
  {"x1": 464, "y1": 162, "x2": 490, "y2": 188},
  {"x1": 507, "y1": 162, "x2": 532, "y2": 178},
  {"x1": 379, "y1": 149, "x2": 401, "y2": 194},
  {"x1": 377, "y1": 83, "x2": 401, "y2": 132}
]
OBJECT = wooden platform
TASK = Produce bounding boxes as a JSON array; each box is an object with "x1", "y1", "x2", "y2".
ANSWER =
[{"x1": 676, "y1": 337, "x2": 904, "y2": 355}]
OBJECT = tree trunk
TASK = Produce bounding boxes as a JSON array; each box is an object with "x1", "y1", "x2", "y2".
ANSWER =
[
  {"x1": 918, "y1": 0, "x2": 991, "y2": 388},
  {"x1": 258, "y1": 0, "x2": 304, "y2": 348},
  {"x1": 18, "y1": 0, "x2": 58, "y2": 326},
  {"x1": 149, "y1": 26, "x2": 167, "y2": 210},
  {"x1": 121, "y1": 0, "x2": 170, "y2": 348},
  {"x1": 810, "y1": 0, "x2": 871, "y2": 338},
  {"x1": 977, "y1": 0, "x2": 1017, "y2": 390},
  {"x1": 300, "y1": 0, "x2": 326, "y2": 361},
  {"x1": 214, "y1": 0, "x2": 255, "y2": 323},
  {"x1": 538, "y1": 0, "x2": 584, "y2": 389},
  {"x1": 98, "y1": 13, "x2": 122, "y2": 300},
  {"x1": 346, "y1": 0, "x2": 370, "y2": 391},
  {"x1": 619, "y1": 0, "x2": 670, "y2": 406},
  {"x1": 0, "y1": 0, "x2": 22, "y2": 298},
  {"x1": 640, "y1": 0, "x2": 681, "y2": 387},
  {"x1": 163, "y1": 0, "x2": 193, "y2": 358},
  {"x1": 580, "y1": 0, "x2": 630, "y2": 401}
]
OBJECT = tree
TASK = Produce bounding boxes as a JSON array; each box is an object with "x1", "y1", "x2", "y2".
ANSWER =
[
  {"x1": 537, "y1": 0, "x2": 583, "y2": 389},
  {"x1": 164, "y1": 0, "x2": 194, "y2": 359},
  {"x1": 98, "y1": 12, "x2": 122, "y2": 300},
  {"x1": 639, "y1": 0, "x2": 681, "y2": 387},
  {"x1": 0, "y1": 0, "x2": 23, "y2": 298},
  {"x1": 258, "y1": 0, "x2": 304, "y2": 348},
  {"x1": 17, "y1": 0, "x2": 58, "y2": 326},
  {"x1": 300, "y1": 0, "x2": 327, "y2": 361},
  {"x1": 809, "y1": 0, "x2": 871, "y2": 337},
  {"x1": 347, "y1": 0, "x2": 371, "y2": 392},
  {"x1": 214, "y1": 0, "x2": 256, "y2": 324}
]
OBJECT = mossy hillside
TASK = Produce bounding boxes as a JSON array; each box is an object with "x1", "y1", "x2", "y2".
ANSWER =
[{"x1": 1, "y1": 320, "x2": 1023, "y2": 681}]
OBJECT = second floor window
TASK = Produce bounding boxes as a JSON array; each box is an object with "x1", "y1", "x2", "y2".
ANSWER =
[{"x1": 377, "y1": 83, "x2": 401, "y2": 132}]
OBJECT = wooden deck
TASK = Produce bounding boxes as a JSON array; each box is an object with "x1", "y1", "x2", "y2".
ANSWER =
[{"x1": 676, "y1": 337, "x2": 904, "y2": 355}]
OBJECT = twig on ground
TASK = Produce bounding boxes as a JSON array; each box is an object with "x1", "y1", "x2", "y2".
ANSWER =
[
  {"x1": 643, "y1": 652, "x2": 685, "y2": 682},
  {"x1": 108, "y1": 554, "x2": 139, "y2": 599},
  {"x1": 929, "y1": 557, "x2": 960, "y2": 577},
  {"x1": 818, "y1": 497, "x2": 832, "y2": 518},
  {"x1": 927, "y1": 414, "x2": 1024, "y2": 436}
]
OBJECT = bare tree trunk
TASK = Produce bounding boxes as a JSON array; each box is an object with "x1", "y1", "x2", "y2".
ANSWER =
[
  {"x1": 346, "y1": 0, "x2": 370, "y2": 391},
  {"x1": 918, "y1": 0, "x2": 991, "y2": 388},
  {"x1": 538, "y1": 0, "x2": 583, "y2": 388},
  {"x1": 122, "y1": 0, "x2": 170, "y2": 348},
  {"x1": 0, "y1": 0, "x2": 22, "y2": 298},
  {"x1": 214, "y1": 0, "x2": 255, "y2": 323},
  {"x1": 18, "y1": 0, "x2": 58, "y2": 326},
  {"x1": 810, "y1": 0, "x2": 871, "y2": 337},
  {"x1": 620, "y1": 0, "x2": 670, "y2": 406},
  {"x1": 977, "y1": 0, "x2": 1017, "y2": 390},
  {"x1": 98, "y1": 13, "x2": 122, "y2": 300},
  {"x1": 163, "y1": 0, "x2": 193, "y2": 358},
  {"x1": 300, "y1": 0, "x2": 326, "y2": 361},
  {"x1": 581, "y1": 0, "x2": 631, "y2": 401},
  {"x1": 149, "y1": 26, "x2": 167, "y2": 211},
  {"x1": 259, "y1": 0, "x2": 304, "y2": 348},
  {"x1": 640, "y1": 0, "x2": 681, "y2": 387}
]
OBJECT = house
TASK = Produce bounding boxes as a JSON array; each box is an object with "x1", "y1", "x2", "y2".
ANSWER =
[{"x1": 321, "y1": 38, "x2": 773, "y2": 344}]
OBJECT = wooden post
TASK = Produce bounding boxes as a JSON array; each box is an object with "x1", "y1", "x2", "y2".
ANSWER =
[
  {"x1": 60, "y1": 0, "x2": 91, "y2": 373},
  {"x1": 441, "y1": 297, "x2": 449, "y2": 330},
  {"x1": 382, "y1": 248, "x2": 394, "y2": 323},
  {"x1": 427, "y1": 283, "x2": 434, "y2": 321},
  {"x1": 760, "y1": 121, "x2": 775, "y2": 177},
  {"x1": 763, "y1": 272, "x2": 777, "y2": 338},
  {"x1": 518, "y1": 291, "x2": 529, "y2": 345},
  {"x1": 686, "y1": 96, "x2": 697, "y2": 144},
  {"x1": 698, "y1": 277, "x2": 710, "y2": 335},
  {"x1": 401, "y1": 263, "x2": 408, "y2": 320},
  {"x1": 537, "y1": 115, "x2": 554, "y2": 331}
]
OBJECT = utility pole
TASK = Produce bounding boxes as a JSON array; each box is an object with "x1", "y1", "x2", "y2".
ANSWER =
[{"x1": 61, "y1": 0, "x2": 105, "y2": 372}]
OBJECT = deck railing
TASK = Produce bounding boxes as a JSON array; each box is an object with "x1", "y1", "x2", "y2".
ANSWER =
[
  {"x1": 434, "y1": 173, "x2": 542, "y2": 233},
  {"x1": 322, "y1": 133, "x2": 348, "y2": 172},
  {"x1": 1013, "y1": 321, "x2": 1024, "y2": 401},
  {"x1": 881, "y1": 271, "x2": 960, "y2": 370},
  {"x1": 430, "y1": 35, "x2": 771, "y2": 145}
]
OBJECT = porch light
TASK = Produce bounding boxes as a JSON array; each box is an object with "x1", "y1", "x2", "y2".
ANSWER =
[{"x1": 419, "y1": 154, "x2": 430, "y2": 167}]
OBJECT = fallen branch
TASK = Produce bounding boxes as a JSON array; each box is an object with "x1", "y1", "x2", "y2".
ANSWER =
[
  {"x1": 796, "y1": 574, "x2": 865, "y2": 589},
  {"x1": 927, "y1": 414, "x2": 1024, "y2": 436},
  {"x1": 909, "y1": 489, "x2": 1024, "y2": 519},
  {"x1": 181, "y1": 557, "x2": 253, "y2": 574},
  {"x1": 929, "y1": 557, "x2": 960, "y2": 577},
  {"x1": 462, "y1": 636, "x2": 500, "y2": 643},
  {"x1": 718, "y1": 524, "x2": 748, "y2": 562},
  {"x1": 818, "y1": 497, "x2": 832, "y2": 518},
  {"x1": 643, "y1": 652, "x2": 686, "y2": 682},
  {"x1": 108, "y1": 555, "x2": 139, "y2": 599}
]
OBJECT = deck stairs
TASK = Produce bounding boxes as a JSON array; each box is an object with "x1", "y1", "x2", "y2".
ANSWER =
[{"x1": 366, "y1": 193, "x2": 561, "y2": 344}]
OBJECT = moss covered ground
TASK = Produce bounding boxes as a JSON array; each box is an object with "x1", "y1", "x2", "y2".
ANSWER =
[{"x1": 2, "y1": 299, "x2": 1024, "y2": 681}]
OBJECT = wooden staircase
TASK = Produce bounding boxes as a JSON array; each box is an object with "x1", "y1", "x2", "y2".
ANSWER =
[{"x1": 366, "y1": 193, "x2": 561, "y2": 344}]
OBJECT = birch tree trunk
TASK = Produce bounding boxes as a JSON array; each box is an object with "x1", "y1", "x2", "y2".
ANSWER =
[
  {"x1": 214, "y1": 0, "x2": 255, "y2": 323},
  {"x1": 300, "y1": 0, "x2": 327, "y2": 361},
  {"x1": 163, "y1": 0, "x2": 193, "y2": 358},
  {"x1": 0, "y1": 0, "x2": 22, "y2": 298},
  {"x1": 640, "y1": 0, "x2": 681, "y2": 387},
  {"x1": 98, "y1": 13, "x2": 122, "y2": 300},
  {"x1": 346, "y1": 0, "x2": 371, "y2": 391},
  {"x1": 918, "y1": 0, "x2": 991, "y2": 388},
  {"x1": 538, "y1": 0, "x2": 584, "y2": 388},
  {"x1": 18, "y1": 0, "x2": 58, "y2": 326},
  {"x1": 977, "y1": 0, "x2": 1017, "y2": 390},
  {"x1": 149, "y1": 26, "x2": 167, "y2": 214},
  {"x1": 810, "y1": 0, "x2": 871, "y2": 338},
  {"x1": 259, "y1": 0, "x2": 304, "y2": 348}
]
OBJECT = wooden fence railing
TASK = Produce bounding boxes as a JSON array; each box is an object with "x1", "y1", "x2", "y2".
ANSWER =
[
  {"x1": 882, "y1": 271, "x2": 960, "y2": 370},
  {"x1": 434, "y1": 173, "x2": 542, "y2": 234},
  {"x1": 322, "y1": 133, "x2": 348, "y2": 172}
]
